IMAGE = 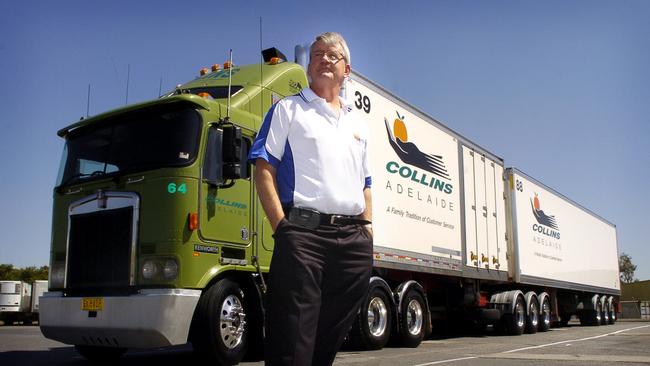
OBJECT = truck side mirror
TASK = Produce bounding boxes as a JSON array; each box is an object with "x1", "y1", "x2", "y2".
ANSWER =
[
  {"x1": 203, "y1": 124, "x2": 248, "y2": 187},
  {"x1": 222, "y1": 125, "x2": 242, "y2": 180}
]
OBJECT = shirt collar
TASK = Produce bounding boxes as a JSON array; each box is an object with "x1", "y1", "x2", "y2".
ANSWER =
[{"x1": 301, "y1": 87, "x2": 353, "y2": 113}]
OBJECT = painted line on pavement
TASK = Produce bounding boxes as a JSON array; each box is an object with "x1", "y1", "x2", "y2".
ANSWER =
[
  {"x1": 502, "y1": 324, "x2": 650, "y2": 354},
  {"x1": 411, "y1": 324, "x2": 650, "y2": 366},
  {"x1": 412, "y1": 356, "x2": 479, "y2": 366}
]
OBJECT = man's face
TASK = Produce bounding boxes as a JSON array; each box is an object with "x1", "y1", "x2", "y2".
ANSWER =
[{"x1": 307, "y1": 40, "x2": 350, "y2": 90}]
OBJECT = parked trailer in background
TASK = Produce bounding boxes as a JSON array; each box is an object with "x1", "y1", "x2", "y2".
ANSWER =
[
  {"x1": 0, "y1": 280, "x2": 48, "y2": 325},
  {"x1": 40, "y1": 47, "x2": 621, "y2": 363},
  {"x1": 1, "y1": 281, "x2": 31, "y2": 324},
  {"x1": 30, "y1": 280, "x2": 48, "y2": 315}
]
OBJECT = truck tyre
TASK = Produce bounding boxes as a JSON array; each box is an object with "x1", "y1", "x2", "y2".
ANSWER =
[
  {"x1": 580, "y1": 301, "x2": 602, "y2": 326},
  {"x1": 596, "y1": 299, "x2": 603, "y2": 325},
  {"x1": 601, "y1": 299, "x2": 610, "y2": 325},
  {"x1": 580, "y1": 309, "x2": 601, "y2": 326},
  {"x1": 348, "y1": 284, "x2": 392, "y2": 350},
  {"x1": 397, "y1": 289, "x2": 426, "y2": 347},
  {"x1": 74, "y1": 345, "x2": 126, "y2": 361},
  {"x1": 608, "y1": 300, "x2": 617, "y2": 324},
  {"x1": 525, "y1": 296, "x2": 539, "y2": 334},
  {"x1": 504, "y1": 295, "x2": 526, "y2": 335},
  {"x1": 538, "y1": 296, "x2": 551, "y2": 332},
  {"x1": 192, "y1": 279, "x2": 248, "y2": 365}
]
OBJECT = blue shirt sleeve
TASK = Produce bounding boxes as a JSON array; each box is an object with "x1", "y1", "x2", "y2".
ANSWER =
[{"x1": 248, "y1": 103, "x2": 287, "y2": 167}]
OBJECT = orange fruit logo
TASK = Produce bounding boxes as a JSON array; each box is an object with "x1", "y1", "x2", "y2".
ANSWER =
[{"x1": 393, "y1": 112, "x2": 408, "y2": 142}]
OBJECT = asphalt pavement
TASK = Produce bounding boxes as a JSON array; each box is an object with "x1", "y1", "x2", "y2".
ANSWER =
[{"x1": 1, "y1": 320, "x2": 649, "y2": 365}]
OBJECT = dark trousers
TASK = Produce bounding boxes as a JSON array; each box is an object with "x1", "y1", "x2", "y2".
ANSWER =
[{"x1": 265, "y1": 218, "x2": 373, "y2": 366}]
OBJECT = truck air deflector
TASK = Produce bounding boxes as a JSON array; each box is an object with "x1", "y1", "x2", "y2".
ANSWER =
[{"x1": 57, "y1": 95, "x2": 210, "y2": 137}]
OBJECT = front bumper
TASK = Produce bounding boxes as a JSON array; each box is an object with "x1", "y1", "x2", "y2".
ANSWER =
[{"x1": 39, "y1": 288, "x2": 201, "y2": 348}]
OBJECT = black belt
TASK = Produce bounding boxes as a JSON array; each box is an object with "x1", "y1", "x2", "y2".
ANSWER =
[{"x1": 284, "y1": 207, "x2": 371, "y2": 229}]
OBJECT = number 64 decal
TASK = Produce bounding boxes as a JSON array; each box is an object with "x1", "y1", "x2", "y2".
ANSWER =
[{"x1": 167, "y1": 183, "x2": 187, "y2": 194}]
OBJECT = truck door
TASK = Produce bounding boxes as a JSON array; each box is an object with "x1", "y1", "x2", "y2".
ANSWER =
[{"x1": 200, "y1": 134, "x2": 253, "y2": 246}]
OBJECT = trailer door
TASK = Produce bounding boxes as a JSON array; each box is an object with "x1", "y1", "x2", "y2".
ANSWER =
[
  {"x1": 463, "y1": 146, "x2": 507, "y2": 271},
  {"x1": 463, "y1": 146, "x2": 479, "y2": 268}
]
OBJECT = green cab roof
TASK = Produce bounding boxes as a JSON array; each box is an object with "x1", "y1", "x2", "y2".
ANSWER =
[{"x1": 180, "y1": 61, "x2": 304, "y2": 90}]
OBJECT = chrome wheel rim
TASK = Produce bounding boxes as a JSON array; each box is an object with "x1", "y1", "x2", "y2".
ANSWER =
[
  {"x1": 515, "y1": 300, "x2": 525, "y2": 328},
  {"x1": 530, "y1": 301, "x2": 539, "y2": 327},
  {"x1": 542, "y1": 300, "x2": 551, "y2": 327},
  {"x1": 406, "y1": 299, "x2": 423, "y2": 335},
  {"x1": 368, "y1": 297, "x2": 388, "y2": 337},
  {"x1": 220, "y1": 295, "x2": 246, "y2": 349}
]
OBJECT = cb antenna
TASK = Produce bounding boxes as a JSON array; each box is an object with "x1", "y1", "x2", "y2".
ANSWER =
[
  {"x1": 125, "y1": 64, "x2": 130, "y2": 105},
  {"x1": 260, "y1": 17, "x2": 264, "y2": 120},
  {"x1": 86, "y1": 83, "x2": 91, "y2": 117},
  {"x1": 226, "y1": 49, "x2": 233, "y2": 119}
]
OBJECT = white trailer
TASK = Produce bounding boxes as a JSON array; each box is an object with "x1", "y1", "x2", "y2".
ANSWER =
[
  {"x1": 0, "y1": 280, "x2": 48, "y2": 325},
  {"x1": 30, "y1": 280, "x2": 48, "y2": 314},
  {"x1": 339, "y1": 71, "x2": 620, "y2": 349},
  {"x1": 0, "y1": 281, "x2": 32, "y2": 324},
  {"x1": 505, "y1": 168, "x2": 620, "y2": 325}
]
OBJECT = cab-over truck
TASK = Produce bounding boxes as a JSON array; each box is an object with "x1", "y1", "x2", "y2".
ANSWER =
[{"x1": 40, "y1": 47, "x2": 620, "y2": 364}]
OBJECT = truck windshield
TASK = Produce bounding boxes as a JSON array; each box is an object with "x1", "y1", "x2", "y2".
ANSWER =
[{"x1": 56, "y1": 105, "x2": 201, "y2": 187}]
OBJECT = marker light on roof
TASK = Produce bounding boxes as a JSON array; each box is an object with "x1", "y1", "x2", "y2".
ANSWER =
[
  {"x1": 223, "y1": 61, "x2": 232, "y2": 69},
  {"x1": 211, "y1": 64, "x2": 221, "y2": 71},
  {"x1": 200, "y1": 68, "x2": 209, "y2": 76}
]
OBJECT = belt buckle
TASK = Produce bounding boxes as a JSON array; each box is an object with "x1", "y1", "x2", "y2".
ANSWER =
[{"x1": 330, "y1": 215, "x2": 342, "y2": 225}]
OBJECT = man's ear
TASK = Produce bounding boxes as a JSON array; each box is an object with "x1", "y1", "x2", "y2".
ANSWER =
[{"x1": 344, "y1": 63, "x2": 351, "y2": 78}]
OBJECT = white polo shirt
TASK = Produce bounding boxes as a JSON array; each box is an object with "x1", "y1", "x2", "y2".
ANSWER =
[{"x1": 249, "y1": 87, "x2": 371, "y2": 216}]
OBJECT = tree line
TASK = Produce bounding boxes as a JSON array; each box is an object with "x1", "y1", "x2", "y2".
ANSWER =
[{"x1": 0, "y1": 264, "x2": 49, "y2": 283}]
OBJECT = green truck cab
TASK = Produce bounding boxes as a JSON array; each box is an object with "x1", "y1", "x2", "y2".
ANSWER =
[{"x1": 40, "y1": 50, "x2": 307, "y2": 364}]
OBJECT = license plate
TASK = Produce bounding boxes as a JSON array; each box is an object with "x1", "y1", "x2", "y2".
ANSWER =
[{"x1": 81, "y1": 297, "x2": 104, "y2": 311}]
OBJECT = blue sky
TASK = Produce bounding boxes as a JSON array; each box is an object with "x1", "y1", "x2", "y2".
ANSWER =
[{"x1": 1, "y1": 0, "x2": 648, "y2": 280}]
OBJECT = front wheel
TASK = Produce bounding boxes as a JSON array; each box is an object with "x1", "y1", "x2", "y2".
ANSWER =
[
  {"x1": 192, "y1": 278, "x2": 249, "y2": 365},
  {"x1": 74, "y1": 345, "x2": 126, "y2": 361},
  {"x1": 397, "y1": 290, "x2": 426, "y2": 347},
  {"x1": 348, "y1": 285, "x2": 392, "y2": 350}
]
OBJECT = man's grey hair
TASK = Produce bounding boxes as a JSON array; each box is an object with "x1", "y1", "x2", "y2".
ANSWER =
[{"x1": 311, "y1": 32, "x2": 351, "y2": 65}]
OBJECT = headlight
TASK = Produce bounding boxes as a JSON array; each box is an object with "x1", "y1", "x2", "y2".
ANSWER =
[
  {"x1": 163, "y1": 259, "x2": 179, "y2": 280},
  {"x1": 140, "y1": 258, "x2": 178, "y2": 281},
  {"x1": 49, "y1": 261, "x2": 65, "y2": 288},
  {"x1": 142, "y1": 260, "x2": 159, "y2": 279}
]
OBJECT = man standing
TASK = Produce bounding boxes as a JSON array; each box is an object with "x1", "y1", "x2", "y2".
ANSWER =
[{"x1": 248, "y1": 32, "x2": 373, "y2": 366}]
